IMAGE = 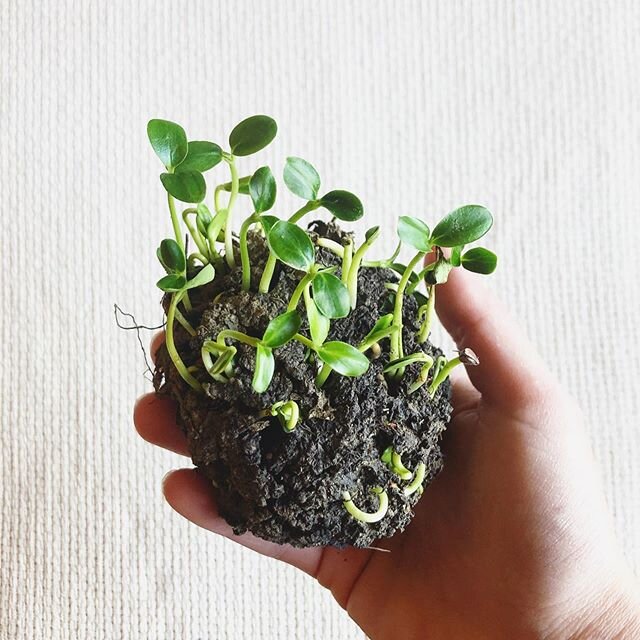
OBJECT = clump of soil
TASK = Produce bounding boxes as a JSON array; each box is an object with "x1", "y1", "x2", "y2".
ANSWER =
[{"x1": 154, "y1": 221, "x2": 452, "y2": 547}]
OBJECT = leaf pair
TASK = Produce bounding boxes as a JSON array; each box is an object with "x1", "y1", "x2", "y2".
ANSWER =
[
  {"x1": 283, "y1": 157, "x2": 363, "y2": 221},
  {"x1": 156, "y1": 238, "x2": 215, "y2": 293}
]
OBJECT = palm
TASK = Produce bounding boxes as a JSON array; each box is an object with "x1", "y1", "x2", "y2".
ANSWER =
[{"x1": 135, "y1": 270, "x2": 629, "y2": 639}]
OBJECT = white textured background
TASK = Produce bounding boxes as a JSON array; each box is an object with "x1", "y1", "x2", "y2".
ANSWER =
[{"x1": 1, "y1": 1, "x2": 640, "y2": 638}]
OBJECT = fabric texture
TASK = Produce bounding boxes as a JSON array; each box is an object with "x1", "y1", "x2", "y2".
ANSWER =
[{"x1": 1, "y1": 1, "x2": 639, "y2": 638}]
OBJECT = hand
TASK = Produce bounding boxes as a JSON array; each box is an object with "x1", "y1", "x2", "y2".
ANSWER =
[{"x1": 134, "y1": 268, "x2": 640, "y2": 639}]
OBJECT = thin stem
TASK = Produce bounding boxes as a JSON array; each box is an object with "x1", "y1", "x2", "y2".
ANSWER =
[
  {"x1": 403, "y1": 462, "x2": 426, "y2": 496},
  {"x1": 166, "y1": 293, "x2": 202, "y2": 391},
  {"x1": 428, "y1": 356, "x2": 464, "y2": 397},
  {"x1": 417, "y1": 285, "x2": 436, "y2": 343},
  {"x1": 181, "y1": 292, "x2": 192, "y2": 312},
  {"x1": 240, "y1": 213, "x2": 258, "y2": 291},
  {"x1": 342, "y1": 487, "x2": 389, "y2": 523},
  {"x1": 217, "y1": 329, "x2": 259, "y2": 348},
  {"x1": 206, "y1": 209, "x2": 227, "y2": 261},
  {"x1": 316, "y1": 237, "x2": 344, "y2": 258},
  {"x1": 167, "y1": 193, "x2": 183, "y2": 252},
  {"x1": 182, "y1": 208, "x2": 210, "y2": 259},
  {"x1": 391, "y1": 452, "x2": 413, "y2": 480},
  {"x1": 347, "y1": 232, "x2": 379, "y2": 309},
  {"x1": 214, "y1": 185, "x2": 223, "y2": 214},
  {"x1": 174, "y1": 306, "x2": 196, "y2": 336},
  {"x1": 288, "y1": 201, "x2": 320, "y2": 224},
  {"x1": 293, "y1": 333, "x2": 315, "y2": 350},
  {"x1": 259, "y1": 252, "x2": 277, "y2": 294},
  {"x1": 390, "y1": 251, "x2": 425, "y2": 362},
  {"x1": 224, "y1": 155, "x2": 239, "y2": 268},
  {"x1": 362, "y1": 240, "x2": 401, "y2": 268},
  {"x1": 187, "y1": 252, "x2": 209, "y2": 268},
  {"x1": 287, "y1": 270, "x2": 316, "y2": 312},
  {"x1": 315, "y1": 363, "x2": 331, "y2": 388},
  {"x1": 341, "y1": 240, "x2": 353, "y2": 285}
]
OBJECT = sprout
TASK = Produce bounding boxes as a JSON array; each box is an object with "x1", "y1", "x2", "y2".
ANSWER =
[
  {"x1": 266, "y1": 400, "x2": 300, "y2": 432},
  {"x1": 342, "y1": 487, "x2": 389, "y2": 523},
  {"x1": 403, "y1": 462, "x2": 426, "y2": 496},
  {"x1": 427, "y1": 348, "x2": 480, "y2": 398},
  {"x1": 346, "y1": 226, "x2": 380, "y2": 308},
  {"x1": 381, "y1": 446, "x2": 412, "y2": 480}
]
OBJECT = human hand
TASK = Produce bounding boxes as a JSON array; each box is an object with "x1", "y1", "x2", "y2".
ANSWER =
[{"x1": 134, "y1": 267, "x2": 640, "y2": 639}]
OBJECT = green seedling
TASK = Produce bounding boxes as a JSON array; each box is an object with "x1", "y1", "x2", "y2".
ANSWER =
[
  {"x1": 342, "y1": 486, "x2": 389, "y2": 523},
  {"x1": 427, "y1": 348, "x2": 480, "y2": 398},
  {"x1": 381, "y1": 446, "x2": 413, "y2": 480},
  {"x1": 263, "y1": 400, "x2": 300, "y2": 433},
  {"x1": 403, "y1": 462, "x2": 426, "y2": 496}
]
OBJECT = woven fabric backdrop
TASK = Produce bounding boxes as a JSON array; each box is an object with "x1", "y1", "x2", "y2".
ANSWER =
[{"x1": 1, "y1": 1, "x2": 639, "y2": 638}]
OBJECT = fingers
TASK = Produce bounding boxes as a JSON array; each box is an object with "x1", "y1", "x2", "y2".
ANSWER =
[
  {"x1": 134, "y1": 393, "x2": 189, "y2": 456},
  {"x1": 163, "y1": 468, "x2": 323, "y2": 577},
  {"x1": 435, "y1": 267, "x2": 550, "y2": 409}
]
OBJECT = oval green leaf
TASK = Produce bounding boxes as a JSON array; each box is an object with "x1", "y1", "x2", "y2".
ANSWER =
[
  {"x1": 306, "y1": 299, "x2": 330, "y2": 345},
  {"x1": 160, "y1": 171, "x2": 206, "y2": 203},
  {"x1": 262, "y1": 310, "x2": 301, "y2": 348},
  {"x1": 221, "y1": 175, "x2": 251, "y2": 195},
  {"x1": 284, "y1": 157, "x2": 321, "y2": 201},
  {"x1": 362, "y1": 313, "x2": 393, "y2": 343},
  {"x1": 176, "y1": 141, "x2": 222, "y2": 173},
  {"x1": 267, "y1": 220, "x2": 315, "y2": 271},
  {"x1": 156, "y1": 274, "x2": 186, "y2": 292},
  {"x1": 147, "y1": 119, "x2": 188, "y2": 170},
  {"x1": 260, "y1": 215, "x2": 279, "y2": 235},
  {"x1": 430, "y1": 205, "x2": 493, "y2": 247},
  {"x1": 252, "y1": 345, "x2": 275, "y2": 393},
  {"x1": 397, "y1": 216, "x2": 431, "y2": 252},
  {"x1": 461, "y1": 247, "x2": 498, "y2": 274},
  {"x1": 158, "y1": 238, "x2": 185, "y2": 274},
  {"x1": 319, "y1": 190, "x2": 363, "y2": 221},
  {"x1": 249, "y1": 166, "x2": 277, "y2": 213},
  {"x1": 229, "y1": 115, "x2": 278, "y2": 156},
  {"x1": 312, "y1": 272, "x2": 350, "y2": 319},
  {"x1": 317, "y1": 341, "x2": 370, "y2": 377},
  {"x1": 184, "y1": 263, "x2": 215, "y2": 290}
]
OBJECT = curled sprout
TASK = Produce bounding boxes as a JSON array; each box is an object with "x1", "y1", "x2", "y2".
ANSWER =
[
  {"x1": 403, "y1": 462, "x2": 426, "y2": 496},
  {"x1": 269, "y1": 400, "x2": 300, "y2": 432},
  {"x1": 342, "y1": 486, "x2": 389, "y2": 523},
  {"x1": 428, "y1": 348, "x2": 480, "y2": 398},
  {"x1": 381, "y1": 446, "x2": 412, "y2": 480}
]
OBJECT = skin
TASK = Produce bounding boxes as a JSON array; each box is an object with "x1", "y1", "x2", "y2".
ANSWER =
[{"x1": 134, "y1": 267, "x2": 640, "y2": 639}]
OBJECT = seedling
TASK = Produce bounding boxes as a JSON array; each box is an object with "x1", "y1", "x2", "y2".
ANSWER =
[{"x1": 146, "y1": 116, "x2": 498, "y2": 544}]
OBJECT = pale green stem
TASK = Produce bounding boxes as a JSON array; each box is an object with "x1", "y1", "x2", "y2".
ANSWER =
[
  {"x1": 167, "y1": 193, "x2": 184, "y2": 252},
  {"x1": 362, "y1": 241, "x2": 401, "y2": 268},
  {"x1": 214, "y1": 185, "x2": 224, "y2": 214},
  {"x1": 342, "y1": 487, "x2": 389, "y2": 523},
  {"x1": 187, "y1": 252, "x2": 209, "y2": 268},
  {"x1": 174, "y1": 307, "x2": 196, "y2": 336},
  {"x1": 403, "y1": 462, "x2": 426, "y2": 496},
  {"x1": 240, "y1": 213, "x2": 258, "y2": 291},
  {"x1": 288, "y1": 201, "x2": 320, "y2": 223},
  {"x1": 428, "y1": 356, "x2": 462, "y2": 397},
  {"x1": 259, "y1": 252, "x2": 277, "y2": 294},
  {"x1": 293, "y1": 333, "x2": 315, "y2": 350},
  {"x1": 346, "y1": 234, "x2": 379, "y2": 309},
  {"x1": 316, "y1": 237, "x2": 344, "y2": 258},
  {"x1": 182, "y1": 208, "x2": 210, "y2": 259},
  {"x1": 417, "y1": 285, "x2": 436, "y2": 343},
  {"x1": 181, "y1": 292, "x2": 192, "y2": 312},
  {"x1": 341, "y1": 241, "x2": 353, "y2": 285},
  {"x1": 287, "y1": 271, "x2": 316, "y2": 312},
  {"x1": 217, "y1": 329, "x2": 259, "y2": 348},
  {"x1": 166, "y1": 293, "x2": 202, "y2": 391},
  {"x1": 390, "y1": 252, "x2": 425, "y2": 362},
  {"x1": 224, "y1": 156, "x2": 239, "y2": 268},
  {"x1": 206, "y1": 209, "x2": 227, "y2": 261},
  {"x1": 391, "y1": 452, "x2": 413, "y2": 480},
  {"x1": 407, "y1": 356, "x2": 435, "y2": 395}
]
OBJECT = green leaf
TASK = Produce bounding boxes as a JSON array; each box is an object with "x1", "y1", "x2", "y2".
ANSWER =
[
  {"x1": 184, "y1": 263, "x2": 215, "y2": 290},
  {"x1": 318, "y1": 341, "x2": 370, "y2": 377},
  {"x1": 306, "y1": 298, "x2": 330, "y2": 345},
  {"x1": 262, "y1": 310, "x2": 301, "y2": 348},
  {"x1": 390, "y1": 263, "x2": 419, "y2": 286},
  {"x1": 249, "y1": 166, "x2": 277, "y2": 213},
  {"x1": 312, "y1": 272, "x2": 350, "y2": 319},
  {"x1": 461, "y1": 247, "x2": 498, "y2": 274},
  {"x1": 196, "y1": 203, "x2": 214, "y2": 236},
  {"x1": 450, "y1": 245, "x2": 464, "y2": 267},
  {"x1": 424, "y1": 259, "x2": 453, "y2": 285},
  {"x1": 319, "y1": 190, "x2": 363, "y2": 221},
  {"x1": 413, "y1": 290, "x2": 428, "y2": 307},
  {"x1": 229, "y1": 115, "x2": 278, "y2": 156},
  {"x1": 397, "y1": 216, "x2": 431, "y2": 252},
  {"x1": 252, "y1": 345, "x2": 275, "y2": 393},
  {"x1": 221, "y1": 175, "x2": 251, "y2": 195},
  {"x1": 365, "y1": 226, "x2": 380, "y2": 243},
  {"x1": 430, "y1": 205, "x2": 493, "y2": 247},
  {"x1": 284, "y1": 157, "x2": 321, "y2": 201},
  {"x1": 160, "y1": 171, "x2": 206, "y2": 203},
  {"x1": 147, "y1": 119, "x2": 188, "y2": 170},
  {"x1": 260, "y1": 215, "x2": 279, "y2": 235},
  {"x1": 362, "y1": 314, "x2": 393, "y2": 343},
  {"x1": 158, "y1": 238, "x2": 185, "y2": 274},
  {"x1": 267, "y1": 220, "x2": 315, "y2": 271},
  {"x1": 156, "y1": 274, "x2": 186, "y2": 292},
  {"x1": 176, "y1": 141, "x2": 222, "y2": 173}
]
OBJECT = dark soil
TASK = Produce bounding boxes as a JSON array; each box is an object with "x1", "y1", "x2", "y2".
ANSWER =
[{"x1": 154, "y1": 221, "x2": 452, "y2": 548}]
